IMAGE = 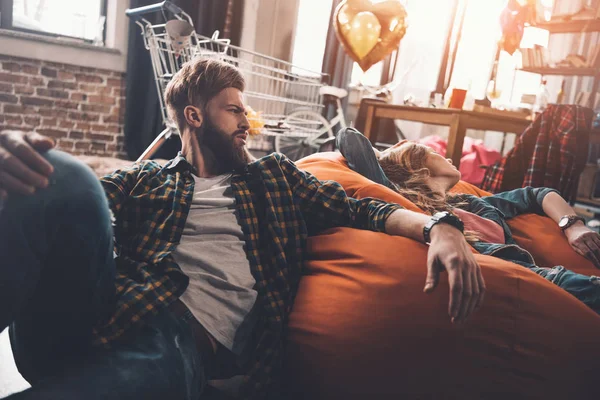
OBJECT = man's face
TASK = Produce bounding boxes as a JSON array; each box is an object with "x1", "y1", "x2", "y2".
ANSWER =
[{"x1": 198, "y1": 88, "x2": 251, "y2": 171}]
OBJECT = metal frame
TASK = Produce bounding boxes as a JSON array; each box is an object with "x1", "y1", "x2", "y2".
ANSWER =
[{"x1": 127, "y1": 1, "x2": 329, "y2": 161}]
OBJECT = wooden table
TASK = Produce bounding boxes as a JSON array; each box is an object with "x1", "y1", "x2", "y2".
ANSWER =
[{"x1": 361, "y1": 100, "x2": 532, "y2": 168}]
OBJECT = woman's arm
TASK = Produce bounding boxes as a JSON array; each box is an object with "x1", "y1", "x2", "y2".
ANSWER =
[
  {"x1": 541, "y1": 191, "x2": 581, "y2": 225},
  {"x1": 542, "y1": 191, "x2": 600, "y2": 267}
]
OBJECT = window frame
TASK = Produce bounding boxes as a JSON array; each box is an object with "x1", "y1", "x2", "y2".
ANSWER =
[{"x1": 0, "y1": 0, "x2": 108, "y2": 44}]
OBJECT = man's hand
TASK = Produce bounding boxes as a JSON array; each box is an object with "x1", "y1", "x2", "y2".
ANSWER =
[
  {"x1": 0, "y1": 130, "x2": 55, "y2": 199},
  {"x1": 424, "y1": 223, "x2": 486, "y2": 323},
  {"x1": 565, "y1": 222, "x2": 600, "y2": 268}
]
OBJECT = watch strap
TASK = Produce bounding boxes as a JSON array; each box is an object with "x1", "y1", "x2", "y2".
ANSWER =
[
  {"x1": 559, "y1": 214, "x2": 585, "y2": 231},
  {"x1": 423, "y1": 211, "x2": 464, "y2": 244}
]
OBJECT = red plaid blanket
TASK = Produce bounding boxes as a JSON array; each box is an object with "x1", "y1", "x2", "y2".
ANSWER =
[{"x1": 481, "y1": 105, "x2": 593, "y2": 199}]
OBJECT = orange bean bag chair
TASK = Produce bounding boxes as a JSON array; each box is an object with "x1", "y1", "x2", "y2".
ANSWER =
[{"x1": 283, "y1": 152, "x2": 600, "y2": 400}]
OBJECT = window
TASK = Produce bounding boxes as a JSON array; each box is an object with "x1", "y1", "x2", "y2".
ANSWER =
[
  {"x1": 1, "y1": 0, "x2": 107, "y2": 43},
  {"x1": 291, "y1": 0, "x2": 334, "y2": 74}
]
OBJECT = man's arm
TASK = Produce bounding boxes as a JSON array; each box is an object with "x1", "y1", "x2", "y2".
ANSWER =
[
  {"x1": 279, "y1": 154, "x2": 485, "y2": 322},
  {"x1": 385, "y1": 209, "x2": 486, "y2": 323}
]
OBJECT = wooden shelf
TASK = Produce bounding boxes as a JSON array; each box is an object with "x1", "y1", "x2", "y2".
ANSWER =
[
  {"x1": 534, "y1": 19, "x2": 600, "y2": 33},
  {"x1": 519, "y1": 67, "x2": 599, "y2": 76},
  {"x1": 575, "y1": 197, "x2": 600, "y2": 208}
]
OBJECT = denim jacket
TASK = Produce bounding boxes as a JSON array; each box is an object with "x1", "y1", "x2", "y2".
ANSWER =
[{"x1": 454, "y1": 187, "x2": 558, "y2": 267}]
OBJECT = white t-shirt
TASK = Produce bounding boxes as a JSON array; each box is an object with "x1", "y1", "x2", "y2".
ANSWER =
[{"x1": 171, "y1": 173, "x2": 258, "y2": 356}]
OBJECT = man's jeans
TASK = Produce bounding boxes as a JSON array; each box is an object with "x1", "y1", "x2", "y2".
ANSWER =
[{"x1": 0, "y1": 150, "x2": 206, "y2": 399}]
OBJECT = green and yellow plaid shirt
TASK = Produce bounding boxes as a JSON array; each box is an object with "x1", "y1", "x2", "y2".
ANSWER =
[{"x1": 93, "y1": 152, "x2": 402, "y2": 399}]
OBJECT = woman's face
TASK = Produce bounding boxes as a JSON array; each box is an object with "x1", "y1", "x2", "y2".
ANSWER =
[{"x1": 423, "y1": 148, "x2": 462, "y2": 184}]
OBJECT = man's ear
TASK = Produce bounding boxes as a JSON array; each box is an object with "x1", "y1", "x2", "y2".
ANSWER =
[{"x1": 183, "y1": 105, "x2": 203, "y2": 128}]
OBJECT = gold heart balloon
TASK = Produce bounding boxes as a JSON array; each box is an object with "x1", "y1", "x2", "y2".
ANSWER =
[{"x1": 334, "y1": 0, "x2": 408, "y2": 72}]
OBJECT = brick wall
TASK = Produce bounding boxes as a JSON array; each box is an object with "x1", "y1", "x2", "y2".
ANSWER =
[{"x1": 0, "y1": 55, "x2": 127, "y2": 158}]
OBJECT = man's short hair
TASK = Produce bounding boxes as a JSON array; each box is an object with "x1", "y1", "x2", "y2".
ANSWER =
[{"x1": 164, "y1": 57, "x2": 245, "y2": 133}]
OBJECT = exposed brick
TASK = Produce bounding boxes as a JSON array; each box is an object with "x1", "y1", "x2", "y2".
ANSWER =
[
  {"x1": 29, "y1": 76, "x2": 44, "y2": 86},
  {"x1": 22, "y1": 96, "x2": 53, "y2": 107},
  {"x1": 5, "y1": 115, "x2": 23, "y2": 125},
  {"x1": 111, "y1": 87, "x2": 126, "y2": 97},
  {"x1": 36, "y1": 88, "x2": 69, "y2": 99},
  {"x1": 55, "y1": 100, "x2": 79, "y2": 110},
  {"x1": 70, "y1": 92, "x2": 87, "y2": 101},
  {"x1": 39, "y1": 108, "x2": 68, "y2": 119},
  {"x1": 22, "y1": 65, "x2": 39, "y2": 75},
  {"x1": 75, "y1": 141, "x2": 91, "y2": 150},
  {"x1": 0, "y1": 124, "x2": 28, "y2": 132},
  {"x1": 96, "y1": 86, "x2": 112, "y2": 95},
  {"x1": 14, "y1": 85, "x2": 34, "y2": 95},
  {"x1": 91, "y1": 142, "x2": 106, "y2": 151},
  {"x1": 4, "y1": 104, "x2": 36, "y2": 114},
  {"x1": 37, "y1": 128, "x2": 67, "y2": 138},
  {"x1": 102, "y1": 115, "x2": 123, "y2": 124},
  {"x1": 105, "y1": 125, "x2": 121, "y2": 134},
  {"x1": 41, "y1": 118, "x2": 57, "y2": 126},
  {"x1": 107, "y1": 78, "x2": 122, "y2": 87},
  {"x1": 0, "y1": 72, "x2": 28, "y2": 84},
  {"x1": 59, "y1": 120, "x2": 75, "y2": 129},
  {"x1": 57, "y1": 139, "x2": 75, "y2": 150},
  {"x1": 75, "y1": 122, "x2": 91, "y2": 131},
  {"x1": 0, "y1": 56, "x2": 126, "y2": 158},
  {"x1": 68, "y1": 112, "x2": 100, "y2": 122},
  {"x1": 79, "y1": 84, "x2": 98, "y2": 92},
  {"x1": 0, "y1": 93, "x2": 18, "y2": 103},
  {"x1": 24, "y1": 116, "x2": 41, "y2": 126},
  {"x1": 81, "y1": 104, "x2": 111, "y2": 113},
  {"x1": 75, "y1": 74, "x2": 103, "y2": 84},
  {"x1": 48, "y1": 80, "x2": 77, "y2": 90},
  {"x1": 88, "y1": 94, "x2": 115, "y2": 105},
  {"x1": 0, "y1": 82, "x2": 12, "y2": 92},
  {"x1": 86, "y1": 132, "x2": 113, "y2": 141},
  {"x1": 57, "y1": 71, "x2": 75, "y2": 80},
  {"x1": 2, "y1": 62, "x2": 21, "y2": 72},
  {"x1": 69, "y1": 131, "x2": 84, "y2": 139},
  {"x1": 41, "y1": 67, "x2": 57, "y2": 77}
]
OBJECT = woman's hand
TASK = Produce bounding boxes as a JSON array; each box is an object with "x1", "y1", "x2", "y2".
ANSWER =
[
  {"x1": 565, "y1": 222, "x2": 600, "y2": 268},
  {"x1": 0, "y1": 130, "x2": 55, "y2": 199}
]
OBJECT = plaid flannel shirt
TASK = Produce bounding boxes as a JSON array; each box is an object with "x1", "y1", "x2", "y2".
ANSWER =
[
  {"x1": 481, "y1": 104, "x2": 593, "y2": 197},
  {"x1": 92, "y1": 152, "x2": 402, "y2": 399}
]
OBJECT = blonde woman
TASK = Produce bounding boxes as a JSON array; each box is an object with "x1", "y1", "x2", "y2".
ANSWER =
[{"x1": 337, "y1": 127, "x2": 600, "y2": 315}]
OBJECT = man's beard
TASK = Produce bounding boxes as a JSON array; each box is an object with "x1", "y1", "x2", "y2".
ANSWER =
[{"x1": 198, "y1": 116, "x2": 250, "y2": 173}]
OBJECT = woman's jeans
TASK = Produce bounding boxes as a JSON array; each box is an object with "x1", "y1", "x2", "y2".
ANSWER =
[
  {"x1": 0, "y1": 150, "x2": 206, "y2": 399},
  {"x1": 530, "y1": 265, "x2": 600, "y2": 315}
]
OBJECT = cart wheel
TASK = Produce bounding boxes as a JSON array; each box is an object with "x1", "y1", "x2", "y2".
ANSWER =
[{"x1": 275, "y1": 109, "x2": 334, "y2": 161}]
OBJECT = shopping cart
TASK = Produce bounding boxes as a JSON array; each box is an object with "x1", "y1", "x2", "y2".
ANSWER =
[{"x1": 126, "y1": 1, "x2": 332, "y2": 161}]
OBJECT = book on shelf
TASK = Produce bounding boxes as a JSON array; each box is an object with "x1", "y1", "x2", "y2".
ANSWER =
[{"x1": 520, "y1": 46, "x2": 552, "y2": 69}]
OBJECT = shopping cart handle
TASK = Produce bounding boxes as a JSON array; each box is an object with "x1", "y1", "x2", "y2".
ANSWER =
[{"x1": 125, "y1": 1, "x2": 182, "y2": 20}]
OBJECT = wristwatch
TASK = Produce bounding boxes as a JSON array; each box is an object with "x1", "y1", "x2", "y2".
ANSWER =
[
  {"x1": 423, "y1": 211, "x2": 464, "y2": 244},
  {"x1": 558, "y1": 214, "x2": 585, "y2": 231}
]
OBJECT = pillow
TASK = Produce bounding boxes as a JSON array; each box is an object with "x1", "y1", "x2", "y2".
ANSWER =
[{"x1": 283, "y1": 152, "x2": 600, "y2": 399}]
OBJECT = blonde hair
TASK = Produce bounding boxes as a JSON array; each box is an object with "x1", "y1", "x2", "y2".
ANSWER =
[
  {"x1": 164, "y1": 58, "x2": 245, "y2": 133},
  {"x1": 379, "y1": 142, "x2": 479, "y2": 243}
]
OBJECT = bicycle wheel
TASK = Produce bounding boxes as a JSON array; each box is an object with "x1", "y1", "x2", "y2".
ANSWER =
[{"x1": 274, "y1": 109, "x2": 334, "y2": 161}]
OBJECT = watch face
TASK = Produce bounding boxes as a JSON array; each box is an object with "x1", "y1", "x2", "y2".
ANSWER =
[{"x1": 558, "y1": 217, "x2": 569, "y2": 228}]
